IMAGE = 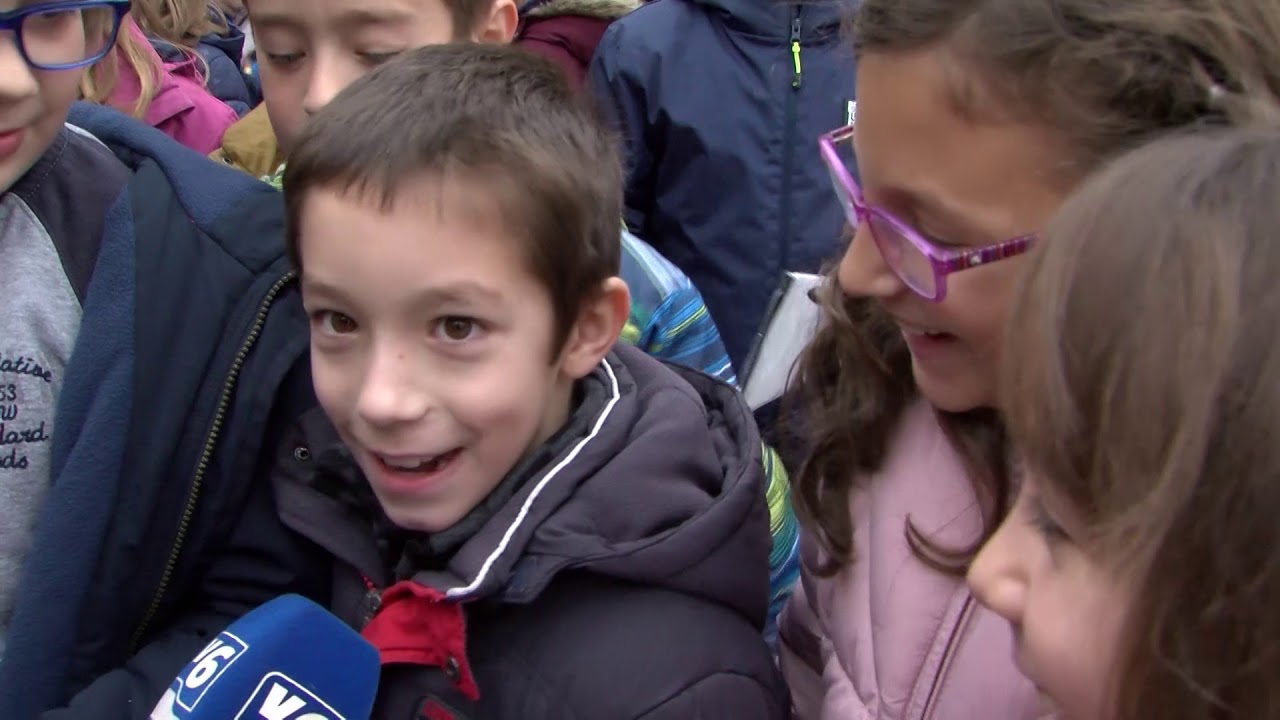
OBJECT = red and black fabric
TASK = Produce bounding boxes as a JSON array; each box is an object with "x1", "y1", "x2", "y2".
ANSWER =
[{"x1": 362, "y1": 581, "x2": 480, "y2": 719}]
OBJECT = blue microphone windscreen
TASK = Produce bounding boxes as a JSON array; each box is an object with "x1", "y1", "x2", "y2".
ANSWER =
[{"x1": 150, "y1": 594, "x2": 380, "y2": 720}]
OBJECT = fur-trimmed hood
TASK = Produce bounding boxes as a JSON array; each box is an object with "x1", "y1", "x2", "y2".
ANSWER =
[
  {"x1": 522, "y1": 0, "x2": 640, "y2": 22},
  {"x1": 515, "y1": 0, "x2": 639, "y2": 89}
]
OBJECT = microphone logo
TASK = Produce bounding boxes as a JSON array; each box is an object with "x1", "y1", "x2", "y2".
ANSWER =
[
  {"x1": 234, "y1": 672, "x2": 348, "y2": 720},
  {"x1": 175, "y1": 631, "x2": 250, "y2": 711}
]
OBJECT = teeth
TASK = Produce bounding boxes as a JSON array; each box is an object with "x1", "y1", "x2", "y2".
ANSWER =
[{"x1": 381, "y1": 453, "x2": 445, "y2": 471}]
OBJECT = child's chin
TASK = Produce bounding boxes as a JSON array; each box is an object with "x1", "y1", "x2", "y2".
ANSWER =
[{"x1": 381, "y1": 501, "x2": 459, "y2": 535}]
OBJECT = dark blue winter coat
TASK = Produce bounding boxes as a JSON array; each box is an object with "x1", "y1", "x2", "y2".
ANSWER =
[
  {"x1": 0, "y1": 104, "x2": 326, "y2": 719},
  {"x1": 589, "y1": 0, "x2": 857, "y2": 367}
]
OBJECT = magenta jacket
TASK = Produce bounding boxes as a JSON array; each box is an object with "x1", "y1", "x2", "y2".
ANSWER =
[{"x1": 107, "y1": 18, "x2": 239, "y2": 154}]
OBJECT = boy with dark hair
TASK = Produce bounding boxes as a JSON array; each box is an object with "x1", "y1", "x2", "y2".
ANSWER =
[
  {"x1": 279, "y1": 43, "x2": 788, "y2": 719},
  {"x1": 0, "y1": 2, "x2": 324, "y2": 718},
  {"x1": 222, "y1": 0, "x2": 800, "y2": 640}
]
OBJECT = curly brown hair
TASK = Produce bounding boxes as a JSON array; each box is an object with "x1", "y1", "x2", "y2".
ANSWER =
[
  {"x1": 1004, "y1": 126, "x2": 1280, "y2": 720},
  {"x1": 788, "y1": 0, "x2": 1280, "y2": 578}
]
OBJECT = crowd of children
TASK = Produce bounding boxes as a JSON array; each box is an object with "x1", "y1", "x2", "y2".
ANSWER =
[{"x1": 0, "y1": 0, "x2": 1278, "y2": 718}]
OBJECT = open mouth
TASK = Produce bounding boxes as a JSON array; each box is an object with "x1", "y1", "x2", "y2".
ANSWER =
[{"x1": 374, "y1": 448, "x2": 463, "y2": 474}]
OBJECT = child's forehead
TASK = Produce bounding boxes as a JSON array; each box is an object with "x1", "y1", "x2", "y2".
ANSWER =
[{"x1": 249, "y1": 0, "x2": 450, "y2": 31}]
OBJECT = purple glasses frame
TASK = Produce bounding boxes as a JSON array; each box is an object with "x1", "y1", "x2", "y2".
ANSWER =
[{"x1": 818, "y1": 123, "x2": 1035, "y2": 301}]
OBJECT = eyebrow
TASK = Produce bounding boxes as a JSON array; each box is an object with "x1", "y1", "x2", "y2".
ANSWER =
[
  {"x1": 335, "y1": 7, "x2": 417, "y2": 27},
  {"x1": 250, "y1": 7, "x2": 414, "y2": 32},
  {"x1": 894, "y1": 185, "x2": 1017, "y2": 241},
  {"x1": 301, "y1": 278, "x2": 505, "y2": 307}
]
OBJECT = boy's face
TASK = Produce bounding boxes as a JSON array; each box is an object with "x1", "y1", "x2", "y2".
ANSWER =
[
  {"x1": 0, "y1": 2, "x2": 93, "y2": 193},
  {"x1": 298, "y1": 176, "x2": 608, "y2": 533},
  {"x1": 250, "y1": 0, "x2": 517, "y2": 156}
]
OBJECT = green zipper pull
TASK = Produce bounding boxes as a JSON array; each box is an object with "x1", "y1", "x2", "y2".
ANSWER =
[{"x1": 790, "y1": 14, "x2": 803, "y2": 89}]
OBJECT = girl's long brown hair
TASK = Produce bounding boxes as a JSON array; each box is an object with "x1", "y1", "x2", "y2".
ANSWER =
[
  {"x1": 788, "y1": 0, "x2": 1280, "y2": 577},
  {"x1": 1003, "y1": 127, "x2": 1280, "y2": 720}
]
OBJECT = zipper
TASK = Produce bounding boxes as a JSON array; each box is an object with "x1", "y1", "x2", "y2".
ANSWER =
[
  {"x1": 790, "y1": 14, "x2": 803, "y2": 89},
  {"x1": 778, "y1": 6, "x2": 803, "y2": 278},
  {"x1": 128, "y1": 270, "x2": 298, "y2": 652},
  {"x1": 358, "y1": 574, "x2": 383, "y2": 629},
  {"x1": 920, "y1": 595, "x2": 976, "y2": 720}
]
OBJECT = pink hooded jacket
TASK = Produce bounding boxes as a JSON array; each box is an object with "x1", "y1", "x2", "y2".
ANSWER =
[
  {"x1": 778, "y1": 400, "x2": 1050, "y2": 720},
  {"x1": 106, "y1": 18, "x2": 239, "y2": 155}
]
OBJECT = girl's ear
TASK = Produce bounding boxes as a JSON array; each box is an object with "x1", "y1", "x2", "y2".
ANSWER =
[{"x1": 558, "y1": 278, "x2": 630, "y2": 379}]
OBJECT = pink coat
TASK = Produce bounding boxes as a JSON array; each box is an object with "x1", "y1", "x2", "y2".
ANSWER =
[
  {"x1": 778, "y1": 400, "x2": 1050, "y2": 720},
  {"x1": 107, "y1": 19, "x2": 239, "y2": 155}
]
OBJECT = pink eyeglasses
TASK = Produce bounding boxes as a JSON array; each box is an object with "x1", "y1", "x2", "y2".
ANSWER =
[{"x1": 818, "y1": 122, "x2": 1035, "y2": 301}]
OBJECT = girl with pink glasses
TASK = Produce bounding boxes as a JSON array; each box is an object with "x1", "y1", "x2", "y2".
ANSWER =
[{"x1": 777, "y1": 1, "x2": 1280, "y2": 718}]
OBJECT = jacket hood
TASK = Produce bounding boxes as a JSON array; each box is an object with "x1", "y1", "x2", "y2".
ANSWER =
[
  {"x1": 198, "y1": 26, "x2": 247, "y2": 66},
  {"x1": 151, "y1": 26, "x2": 246, "y2": 67},
  {"x1": 67, "y1": 102, "x2": 278, "y2": 243},
  {"x1": 688, "y1": 0, "x2": 852, "y2": 40},
  {"x1": 404, "y1": 343, "x2": 771, "y2": 625},
  {"x1": 522, "y1": 0, "x2": 639, "y2": 21}
]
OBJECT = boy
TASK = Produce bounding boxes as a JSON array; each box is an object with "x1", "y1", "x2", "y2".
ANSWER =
[
  {"x1": 224, "y1": 0, "x2": 799, "y2": 635},
  {"x1": 0, "y1": 2, "x2": 324, "y2": 717},
  {"x1": 279, "y1": 43, "x2": 788, "y2": 718}
]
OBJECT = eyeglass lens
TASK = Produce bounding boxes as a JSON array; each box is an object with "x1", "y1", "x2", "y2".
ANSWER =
[{"x1": 20, "y1": 5, "x2": 116, "y2": 69}]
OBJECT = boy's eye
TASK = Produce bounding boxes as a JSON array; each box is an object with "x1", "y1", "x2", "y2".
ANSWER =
[
  {"x1": 359, "y1": 50, "x2": 403, "y2": 65},
  {"x1": 313, "y1": 310, "x2": 358, "y2": 335},
  {"x1": 264, "y1": 51, "x2": 304, "y2": 66},
  {"x1": 435, "y1": 316, "x2": 479, "y2": 342}
]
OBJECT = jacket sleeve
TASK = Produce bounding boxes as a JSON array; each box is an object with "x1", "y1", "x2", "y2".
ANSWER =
[
  {"x1": 39, "y1": 445, "x2": 330, "y2": 720},
  {"x1": 587, "y1": 25, "x2": 657, "y2": 241},
  {"x1": 762, "y1": 445, "x2": 800, "y2": 647},
  {"x1": 641, "y1": 284, "x2": 736, "y2": 384},
  {"x1": 637, "y1": 673, "x2": 791, "y2": 719}
]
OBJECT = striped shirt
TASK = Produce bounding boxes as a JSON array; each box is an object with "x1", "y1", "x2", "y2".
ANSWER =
[{"x1": 618, "y1": 231, "x2": 735, "y2": 383}]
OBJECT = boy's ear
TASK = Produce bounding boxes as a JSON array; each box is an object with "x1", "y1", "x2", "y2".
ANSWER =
[
  {"x1": 558, "y1": 277, "x2": 630, "y2": 380},
  {"x1": 474, "y1": 0, "x2": 519, "y2": 44}
]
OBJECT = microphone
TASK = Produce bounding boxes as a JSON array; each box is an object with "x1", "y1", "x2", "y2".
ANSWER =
[{"x1": 149, "y1": 594, "x2": 380, "y2": 720}]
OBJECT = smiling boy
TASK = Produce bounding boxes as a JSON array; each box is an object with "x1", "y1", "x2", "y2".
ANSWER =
[
  {"x1": 278, "y1": 44, "x2": 787, "y2": 718},
  {"x1": 225, "y1": 0, "x2": 799, "y2": 640}
]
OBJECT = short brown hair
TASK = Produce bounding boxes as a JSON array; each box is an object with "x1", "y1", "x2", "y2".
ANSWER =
[
  {"x1": 788, "y1": 0, "x2": 1280, "y2": 578},
  {"x1": 283, "y1": 43, "x2": 623, "y2": 351},
  {"x1": 1004, "y1": 127, "x2": 1280, "y2": 719}
]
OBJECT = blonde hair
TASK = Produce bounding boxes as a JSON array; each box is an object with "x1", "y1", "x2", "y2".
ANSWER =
[
  {"x1": 80, "y1": 15, "x2": 164, "y2": 119},
  {"x1": 131, "y1": 0, "x2": 227, "y2": 47},
  {"x1": 81, "y1": 1, "x2": 226, "y2": 119}
]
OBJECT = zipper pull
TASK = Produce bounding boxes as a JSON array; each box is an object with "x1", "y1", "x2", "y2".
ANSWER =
[
  {"x1": 790, "y1": 14, "x2": 803, "y2": 89},
  {"x1": 358, "y1": 575, "x2": 383, "y2": 629}
]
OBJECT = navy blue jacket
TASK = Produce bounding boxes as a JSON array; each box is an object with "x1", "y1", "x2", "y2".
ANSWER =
[
  {"x1": 0, "y1": 104, "x2": 326, "y2": 719},
  {"x1": 589, "y1": 0, "x2": 856, "y2": 367}
]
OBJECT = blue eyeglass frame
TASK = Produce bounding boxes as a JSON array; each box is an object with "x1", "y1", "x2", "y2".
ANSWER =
[{"x1": 0, "y1": 0, "x2": 132, "y2": 71}]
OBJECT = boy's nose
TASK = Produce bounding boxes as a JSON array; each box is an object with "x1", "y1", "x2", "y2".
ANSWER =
[
  {"x1": 0, "y1": 34, "x2": 40, "y2": 103},
  {"x1": 355, "y1": 349, "x2": 432, "y2": 429},
  {"x1": 302, "y1": 55, "x2": 352, "y2": 117},
  {"x1": 837, "y1": 222, "x2": 905, "y2": 300}
]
